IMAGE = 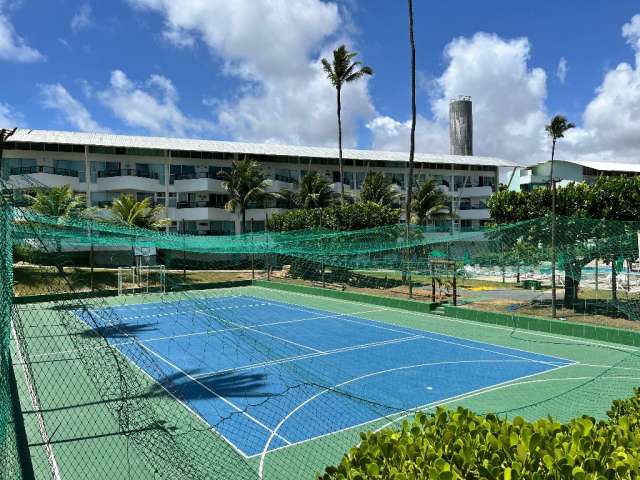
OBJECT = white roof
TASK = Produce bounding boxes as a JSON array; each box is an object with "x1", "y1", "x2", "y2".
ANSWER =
[
  {"x1": 6, "y1": 128, "x2": 517, "y2": 167},
  {"x1": 531, "y1": 159, "x2": 640, "y2": 173}
]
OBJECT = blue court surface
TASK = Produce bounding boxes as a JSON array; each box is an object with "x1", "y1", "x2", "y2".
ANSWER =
[{"x1": 76, "y1": 294, "x2": 572, "y2": 458}]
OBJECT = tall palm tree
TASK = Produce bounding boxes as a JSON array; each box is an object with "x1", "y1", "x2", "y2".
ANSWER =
[
  {"x1": 26, "y1": 185, "x2": 85, "y2": 219},
  {"x1": 321, "y1": 45, "x2": 373, "y2": 202},
  {"x1": 545, "y1": 115, "x2": 575, "y2": 318},
  {"x1": 298, "y1": 172, "x2": 337, "y2": 209},
  {"x1": 360, "y1": 172, "x2": 399, "y2": 207},
  {"x1": 406, "y1": 0, "x2": 417, "y2": 229},
  {"x1": 220, "y1": 158, "x2": 271, "y2": 233},
  {"x1": 411, "y1": 179, "x2": 449, "y2": 225},
  {"x1": 108, "y1": 194, "x2": 171, "y2": 230}
]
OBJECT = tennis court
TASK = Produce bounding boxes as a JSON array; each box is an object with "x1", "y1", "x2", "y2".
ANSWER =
[{"x1": 75, "y1": 290, "x2": 573, "y2": 460}]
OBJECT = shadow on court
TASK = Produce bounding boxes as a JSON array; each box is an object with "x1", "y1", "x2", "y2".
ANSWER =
[
  {"x1": 78, "y1": 322, "x2": 159, "y2": 339},
  {"x1": 149, "y1": 370, "x2": 270, "y2": 399}
]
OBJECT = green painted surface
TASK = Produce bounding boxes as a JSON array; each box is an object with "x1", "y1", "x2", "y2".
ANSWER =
[{"x1": 9, "y1": 285, "x2": 640, "y2": 479}]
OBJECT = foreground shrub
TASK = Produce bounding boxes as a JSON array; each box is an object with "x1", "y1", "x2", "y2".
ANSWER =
[{"x1": 320, "y1": 389, "x2": 640, "y2": 479}]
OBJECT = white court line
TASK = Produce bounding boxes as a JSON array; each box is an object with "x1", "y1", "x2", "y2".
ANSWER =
[
  {"x1": 103, "y1": 302, "x2": 273, "y2": 321},
  {"x1": 252, "y1": 295, "x2": 565, "y2": 368},
  {"x1": 256, "y1": 359, "x2": 568, "y2": 476},
  {"x1": 11, "y1": 321, "x2": 62, "y2": 480},
  {"x1": 253, "y1": 286, "x2": 639, "y2": 355},
  {"x1": 252, "y1": 361, "x2": 575, "y2": 461},
  {"x1": 87, "y1": 311, "x2": 293, "y2": 447},
  {"x1": 194, "y1": 335, "x2": 423, "y2": 379}
]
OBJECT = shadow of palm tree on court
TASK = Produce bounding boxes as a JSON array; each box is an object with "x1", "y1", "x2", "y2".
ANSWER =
[
  {"x1": 148, "y1": 370, "x2": 271, "y2": 399},
  {"x1": 78, "y1": 322, "x2": 159, "y2": 339}
]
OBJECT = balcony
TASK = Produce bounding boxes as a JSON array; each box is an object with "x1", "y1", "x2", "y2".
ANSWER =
[
  {"x1": 8, "y1": 165, "x2": 84, "y2": 189},
  {"x1": 173, "y1": 172, "x2": 226, "y2": 193},
  {"x1": 453, "y1": 185, "x2": 493, "y2": 197},
  {"x1": 456, "y1": 207, "x2": 490, "y2": 220},
  {"x1": 96, "y1": 169, "x2": 161, "y2": 191},
  {"x1": 168, "y1": 205, "x2": 235, "y2": 222}
]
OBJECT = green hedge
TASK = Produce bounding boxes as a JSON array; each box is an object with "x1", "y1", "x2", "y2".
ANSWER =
[
  {"x1": 268, "y1": 202, "x2": 400, "y2": 232},
  {"x1": 320, "y1": 388, "x2": 640, "y2": 480}
]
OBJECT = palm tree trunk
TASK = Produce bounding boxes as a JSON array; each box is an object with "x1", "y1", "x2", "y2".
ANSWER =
[
  {"x1": 337, "y1": 87, "x2": 344, "y2": 202},
  {"x1": 241, "y1": 206, "x2": 246, "y2": 234},
  {"x1": 550, "y1": 139, "x2": 557, "y2": 318},
  {"x1": 406, "y1": 0, "x2": 416, "y2": 299}
]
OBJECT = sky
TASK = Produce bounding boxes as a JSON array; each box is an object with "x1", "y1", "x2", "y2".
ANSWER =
[{"x1": 1, "y1": 0, "x2": 640, "y2": 166}]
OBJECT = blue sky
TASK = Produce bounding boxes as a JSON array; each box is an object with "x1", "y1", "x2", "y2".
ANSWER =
[{"x1": 1, "y1": 0, "x2": 640, "y2": 165}]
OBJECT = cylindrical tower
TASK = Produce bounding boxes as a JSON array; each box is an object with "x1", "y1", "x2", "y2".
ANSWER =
[{"x1": 449, "y1": 96, "x2": 473, "y2": 156}]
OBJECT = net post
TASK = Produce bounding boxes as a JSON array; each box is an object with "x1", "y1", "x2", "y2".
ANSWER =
[
  {"x1": 452, "y1": 266, "x2": 457, "y2": 306},
  {"x1": 89, "y1": 226, "x2": 94, "y2": 292},
  {"x1": 251, "y1": 218, "x2": 255, "y2": 280}
]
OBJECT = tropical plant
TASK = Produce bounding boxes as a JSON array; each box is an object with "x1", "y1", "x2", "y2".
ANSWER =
[
  {"x1": 406, "y1": 0, "x2": 417, "y2": 229},
  {"x1": 26, "y1": 185, "x2": 85, "y2": 219},
  {"x1": 298, "y1": 172, "x2": 338, "y2": 209},
  {"x1": 410, "y1": 179, "x2": 449, "y2": 225},
  {"x1": 359, "y1": 172, "x2": 399, "y2": 207},
  {"x1": 545, "y1": 114, "x2": 575, "y2": 318},
  {"x1": 26, "y1": 185, "x2": 86, "y2": 272},
  {"x1": 219, "y1": 158, "x2": 271, "y2": 233},
  {"x1": 321, "y1": 45, "x2": 373, "y2": 202},
  {"x1": 268, "y1": 202, "x2": 400, "y2": 232},
  {"x1": 320, "y1": 389, "x2": 640, "y2": 480},
  {"x1": 276, "y1": 188, "x2": 301, "y2": 210},
  {"x1": 107, "y1": 194, "x2": 171, "y2": 230}
]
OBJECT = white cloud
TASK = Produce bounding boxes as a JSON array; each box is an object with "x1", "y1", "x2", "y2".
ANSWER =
[
  {"x1": 557, "y1": 57, "x2": 568, "y2": 83},
  {"x1": 39, "y1": 84, "x2": 106, "y2": 132},
  {"x1": 369, "y1": 33, "x2": 548, "y2": 164},
  {"x1": 0, "y1": 101, "x2": 23, "y2": 127},
  {"x1": 96, "y1": 70, "x2": 213, "y2": 137},
  {"x1": 71, "y1": 3, "x2": 93, "y2": 32},
  {"x1": 126, "y1": 0, "x2": 376, "y2": 146},
  {"x1": 0, "y1": 1, "x2": 44, "y2": 62},
  {"x1": 622, "y1": 14, "x2": 640, "y2": 52}
]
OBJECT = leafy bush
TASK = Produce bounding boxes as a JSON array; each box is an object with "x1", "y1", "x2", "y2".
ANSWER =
[
  {"x1": 319, "y1": 389, "x2": 640, "y2": 480},
  {"x1": 268, "y1": 202, "x2": 400, "y2": 232}
]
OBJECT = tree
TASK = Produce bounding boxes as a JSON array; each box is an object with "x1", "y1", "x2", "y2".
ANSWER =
[
  {"x1": 406, "y1": 0, "x2": 417, "y2": 229},
  {"x1": 298, "y1": 172, "x2": 338, "y2": 209},
  {"x1": 359, "y1": 172, "x2": 399, "y2": 207},
  {"x1": 276, "y1": 188, "x2": 301, "y2": 210},
  {"x1": 321, "y1": 46, "x2": 373, "y2": 202},
  {"x1": 411, "y1": 179, "x2": 449, "y2": 225},
  {"x1": 219, "y1": 159, "x2": 271, "y2": 233},
  {"x1": 108, "y1": 194, "x2": 171, "y2": 230},
  {"x1": 488, "y1": 177, "x2": 640, "y2": 308},
  {"x1": 26, "y1": 185, "x2": 85, "y2": 219},
  {"x1": 26, "y1": 185, "x2": 86, "y2": 272},
  {"x1": 545, "y1": 115, "x2": 575, "y2": 318}
]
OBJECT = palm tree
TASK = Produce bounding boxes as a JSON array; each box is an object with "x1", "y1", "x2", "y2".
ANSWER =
[
  {"x1": 545, "y1": 114, "x2": 575, "y2": 318},
  {"x1": 406, "y1": 0, "x2": 417, "y2": 229},
  {"x1": 298, "y1": 172, "x2": 337, "y2": 209},
  {"x1": 276, "y1": 188, "x2": 301, "y2": 210},
  {"x1": 26, "y1": 185, "x2": 86, "y2": 272},
  {"x1": 321, "y1": 45, "x2": 373, "y2": 202},
  {"x1": 26, "y1": 185, "x2": 85, "y2": 218},
  {"x1": 220, "y1": 158, "x2": 271, "y2": 233},
  {"x1": 359, "y1": 172, "x2": 399, "y2": 207},
  {"x1": 108, "y1": 194, "x2": 171, "y2": 230},
  {"x1": 411, "y1": 179, "x2": 449, "y2": 225}
]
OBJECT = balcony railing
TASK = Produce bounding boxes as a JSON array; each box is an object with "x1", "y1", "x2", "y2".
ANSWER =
[
  {"x1": 458, "y1": 204, "x2": 488, "y2": 211},
  {"x1": 177, "y1": 200, "x2": 227, "y2": 209},
  {"x1": 98, "y1": 169, "x2": 160, "y2": 180},
  {"x1": 10, "y1": 165, "x2": 80, "y2": 178},
  {"x1": 173, "y1": 171, "x2": 226, "y2": 181}
]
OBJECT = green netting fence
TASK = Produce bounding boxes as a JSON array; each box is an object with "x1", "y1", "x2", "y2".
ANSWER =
[{"x1": 2, "y1": 181, "x2": 640, "y2": 479}]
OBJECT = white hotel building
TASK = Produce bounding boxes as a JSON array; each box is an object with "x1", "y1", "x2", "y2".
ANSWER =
[{"x1": 1, "y1": 129, "x2": 516, "y2": 234}]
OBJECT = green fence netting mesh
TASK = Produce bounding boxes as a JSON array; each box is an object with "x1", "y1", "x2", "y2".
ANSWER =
[{"x1": 1, "y1": 180, "x2": 640, "y2": 479}]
